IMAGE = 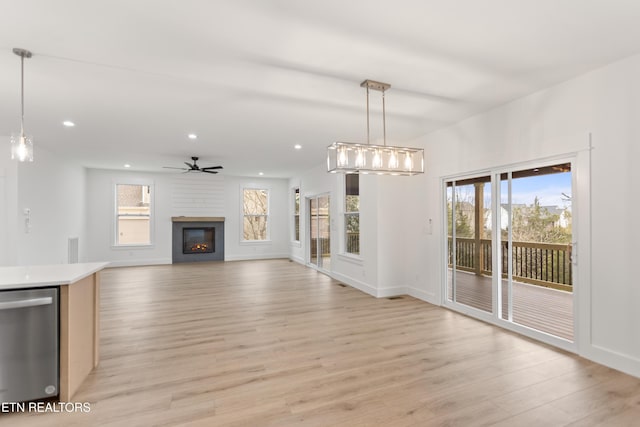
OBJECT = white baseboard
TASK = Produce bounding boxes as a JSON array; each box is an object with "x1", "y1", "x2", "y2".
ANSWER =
[
  {"x1": 328, "y1": 276, "x2": 435, "y2": 301},
  {"x1": 377, "y1": 287, "x2": 407, "y2": 298},
  {"x1": 330, "y1": 271, "x2": 378, "y2": 297},
  {"x1": 289, "y1": 255, "x2": 305, "y2": 265},
  {"x1": 583, "y1": 344, "x2": 640, "y2": 379},
  {"x1": 407, "y1": 286, "x2": 439, "y2": 305},
  {"x1": 108, "y1": 258, "x2": 171, "y2": 267}
]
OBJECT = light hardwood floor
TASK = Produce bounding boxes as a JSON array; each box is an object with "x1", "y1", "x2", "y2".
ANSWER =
[{"x1": 4, "y1": 259, "x2": 640, "y2": 426}]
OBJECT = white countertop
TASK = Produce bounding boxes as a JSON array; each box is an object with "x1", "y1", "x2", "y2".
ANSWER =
[{"x1": 0, "y1": 262, "x2": 109, "y2": 290}]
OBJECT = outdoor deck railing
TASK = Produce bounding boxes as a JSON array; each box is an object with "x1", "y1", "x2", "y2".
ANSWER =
[
  {"x1": 346, "y1": 233, "x2": 359, "y2": 255},
  {"x1": 310, "y1": 238, "x2": 330, "y2": 256},
  {"x1": 448, "y1": 237, "x2": 572, "y2": 292},
  {"x1": 310, "y1": 234, "x2": 359, "y2": 256}
]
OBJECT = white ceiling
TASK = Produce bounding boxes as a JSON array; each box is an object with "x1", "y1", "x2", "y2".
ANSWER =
[{"x1": 2, "y1": 0, "x2": 640, "y2": 178}]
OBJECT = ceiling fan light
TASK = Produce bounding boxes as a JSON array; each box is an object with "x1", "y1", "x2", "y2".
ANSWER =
[{"x1": 163, "y1": 156, "x2": 223, "y2": 174}]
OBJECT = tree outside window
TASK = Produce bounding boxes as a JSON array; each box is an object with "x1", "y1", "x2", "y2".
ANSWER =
[
  {"x1": 243, "y1": 188, "x2": 269, "y2": 241},
  {"x1": 293, "y1": 188, "x2": 300, "y2": 242},
  {"x1": 345, "y1": 174, "x2": 359, "y2": 254}
]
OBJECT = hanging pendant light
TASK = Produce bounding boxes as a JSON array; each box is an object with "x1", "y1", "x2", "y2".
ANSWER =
[
  {"x1": 327, "y1": 79, "x2": 424, "y2": 176},
  {"x1": 10, "y1": 48, "x2": 34, "y2": 162}
]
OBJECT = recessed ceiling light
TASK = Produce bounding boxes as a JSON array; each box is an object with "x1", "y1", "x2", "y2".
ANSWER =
[
  {"x1": 63, "y1": 121, "x2": 75, "y2": 127},
  {"x1": 258, "y1": 172, "x2": 264, "y2": 176},
  {"x1": 124, "y1": 164, "x2": 131, "y2": 168},
  {"x1": 188, "y1": 133, "x2": 197, "y2": 140},
  {"x1": 294, "y1": 144, "x2": 302, "y2": 150}
]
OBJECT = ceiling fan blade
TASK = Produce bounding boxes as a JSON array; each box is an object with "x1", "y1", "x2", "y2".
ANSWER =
[
  {"x1": 202, "y1": 166, "x2": 223, "y2": 170},
  {"x1": 184, "y1": 162, "x2": 195, "y2": 169},
  {"x1": 163, "y1": 166, "x2": 188, "y2": 170},
  {"x1": 202, "y1": 170, "x2": 218, "y2": 174}
]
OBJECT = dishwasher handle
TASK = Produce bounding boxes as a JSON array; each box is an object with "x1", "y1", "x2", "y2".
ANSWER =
[{"x1": 0, "y1": 297, "x2": 53, "y2": 310}]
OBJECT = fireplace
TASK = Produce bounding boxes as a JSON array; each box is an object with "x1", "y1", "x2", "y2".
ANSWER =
[
  {"x1": 172, "y1": 217, "x2": 224, "y2": 263},
  {"x1": 183, "y1": 227, "x2": 214, "y2": 254}
]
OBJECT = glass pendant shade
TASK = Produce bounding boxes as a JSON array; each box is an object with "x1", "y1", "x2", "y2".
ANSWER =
[
  {"x1": 10, "y1": 133, "x2": 33, "y2": 162},
  {"x1": 327, "y1": 141, "x2": 424, "y2": 176}
]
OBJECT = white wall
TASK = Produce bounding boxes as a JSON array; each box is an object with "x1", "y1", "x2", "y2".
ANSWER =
[
  {"x1": 86, "y1": 169, "x2": 289, "y2": 265},
  {"x1": 289, "y1": 163, "x2": 335, "y2": 266},
  {"x1": 291, "y1": 164, "x2": 394, "y2": 297},
  {"x1": 330, "y1": 173, "x2": 380, "y2": 295},
  {"x1": 224, "y1": 176, "x2": 289, "y2": 261},
  {"x1": 0, "y1": 145, "x2": 18, "y2": 266},
  {"x1": 0, "y1": 145, "x2": 87, "y2": 266},
  {"x1": 289, "y1": 52, "x2": 640, "y2": 379},
  {"x1": 86, "y1": 169, "x2": 172, "y2": 266},
  {"x1": 384, "y1": 53, "x2": 640, "y2": 378},
  {"x1": 375, "y1": 175, "x2": 414, "y2": 296}
]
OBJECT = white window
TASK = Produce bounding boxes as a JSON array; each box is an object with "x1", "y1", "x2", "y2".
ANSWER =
[
  {"x1": 293, "y1": 187, "x2": 300, "y2": 242},
  {"x1": 344, "y1": 174, "x2": 359, "y2": 254},
  {"x1": 243, "y1": 188, "x2": 269, "y2": 241},
  {"x1": 115, "y1": 184, "x2": 152, "y2": 245}
]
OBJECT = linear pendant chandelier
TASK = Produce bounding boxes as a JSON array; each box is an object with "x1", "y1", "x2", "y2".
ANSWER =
[{"x1": 327, "y1": 80, "x2": 424, "y2": 176}]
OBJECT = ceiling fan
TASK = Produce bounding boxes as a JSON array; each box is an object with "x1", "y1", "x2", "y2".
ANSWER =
[{"x1": 163, "y1": 157, "x2": 223, "y2": 174}]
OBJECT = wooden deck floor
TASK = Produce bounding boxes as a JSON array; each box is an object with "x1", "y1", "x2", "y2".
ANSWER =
[
  {"x1": 4, "y1": 260, "x2": 638, "y2": 426},
  {"x1": 449, "y1": 271, "x2": 573, "y2": 340}
]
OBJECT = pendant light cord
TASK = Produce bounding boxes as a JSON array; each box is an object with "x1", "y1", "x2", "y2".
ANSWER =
[
  {"x1": 382, "y1": 90, "x2": 386, "y2": 146},
  {"x1": 364, "y1": 83, "x2": 387, "y2": 146},
  {"x1": 20, "y1": 53, "x2": 25, "y2": 137}
]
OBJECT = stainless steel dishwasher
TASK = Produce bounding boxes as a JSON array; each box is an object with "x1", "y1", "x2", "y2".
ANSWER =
[{"x1": 0, "y1": 287, "x2": 59, "y2": 403}]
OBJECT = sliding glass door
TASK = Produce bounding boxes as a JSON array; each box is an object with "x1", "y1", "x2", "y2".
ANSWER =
[
  {"x1": 446, "y1": 176, "x2": 493, "y2": 314},
  {"x1": 308, "y1": 194, "x2": 330, "y2": 272},
  {"x1": 445, "y1": 162, "x2": 574, "y2": 343},
  {"x1": 499, "y1": 164, "x2": 573, "y2": 340}
]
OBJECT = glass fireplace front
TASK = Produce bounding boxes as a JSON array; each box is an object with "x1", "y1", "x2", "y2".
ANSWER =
[{"x1": 183, "y1": 227, "x2": 214, "y2": 254}]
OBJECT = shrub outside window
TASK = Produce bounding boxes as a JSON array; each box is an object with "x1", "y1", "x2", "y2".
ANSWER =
[{"x1": 345, "y1": 174, "x2": 359, "y2": 254}]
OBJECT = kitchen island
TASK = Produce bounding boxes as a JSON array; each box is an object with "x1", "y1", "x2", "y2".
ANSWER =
[{"x1": 0, "y1": 262, "x2": 108, "y2": 401}]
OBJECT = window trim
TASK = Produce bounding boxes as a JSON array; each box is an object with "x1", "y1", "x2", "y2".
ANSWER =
[
  {"x1": 112, "y1": 180, "x2": 155, "y2": 248},
  {"x1": 241, "y1": 186, "x2": 271, "y2": 243}
]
